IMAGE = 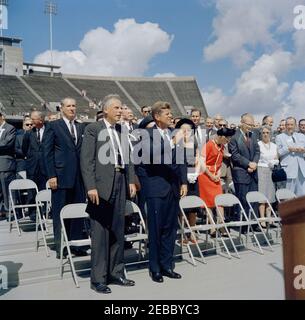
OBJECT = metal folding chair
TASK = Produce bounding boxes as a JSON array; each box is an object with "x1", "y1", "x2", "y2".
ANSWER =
[
  {"x1": 8, "y1": 179, "x2": 49, "y2": 256},
  {"x1": 246, "y1": 191, "x2": 281, "y2": 249},
  {"x1": 36, "y1": 189, "x2": 52, "y2": 234},
  {"x1": 179, "y1": 195, "x2": 232, "y2": 265},
  {"x1": 125, "y1": 200, "x2": 148, "y2": 261},
  {"x1": 59, "y1": 203, "x2": 91, "y2": 288},
  {"x1": 215, "y1": 193, "x2": 264, "y2": 257},
  {"x1": 276, "y1": 188, "x2": 296, "y2": 203}
]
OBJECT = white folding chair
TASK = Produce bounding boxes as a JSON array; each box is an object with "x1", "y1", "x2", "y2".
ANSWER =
[
  {"x1": 17, "y1": 171, "x2": 27, "y2": 179},
  {"x1": 276, "y1": 188, "x2": 296, "y2": 203},
  {"x1": 246, "y1": 191, "x2": 281, "y2": 249},
  {"x1": 179, "y1": 196, "x2": 232, "y2": 265},
  {"x1": 59, "y1": 203, "x2": 91, "y2": 288},
  {"x1": 215, "y1": 194, "x2": 264, "y2": 257},
  {"x1": 36, "y1": 189, "x2": 52, "y2": 234},
  {"x1": 45, "y1": 181, "x2": 50, "y2": 190},
  {"x1": 8, "y1": 179, "x2": 49, "y2": 256},
  {"x1": 125, "y1": 200, "x2": 148, "y2": 261}
]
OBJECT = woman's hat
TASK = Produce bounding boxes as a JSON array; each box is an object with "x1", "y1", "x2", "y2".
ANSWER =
[
  {"x1": 216, "y1": 127, "x2": 236, "y2": 137},
  {"x1": 175, "y1": 118, "x2": 196, "y2": 130}
]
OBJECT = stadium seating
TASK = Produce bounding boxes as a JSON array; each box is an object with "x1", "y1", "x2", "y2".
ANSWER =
[
  {"x1": 119, "y1": 80, "x2": 181, "y2": 117},
  {"x1": 0, "y1": 74, "x2": 207, "y2": 119},
  {"x1": 22, "y1": 76, "x2": 88, "y2": 111},
  {"x1": 0, "y1": 75, "x2": 40, "y2": 114},
  {"x1": 170, "y1": 80, "x2": 207, "y2": 117}
]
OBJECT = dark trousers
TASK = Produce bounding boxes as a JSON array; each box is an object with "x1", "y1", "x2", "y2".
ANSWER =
[
  {"x1": 0, "y1": 171, "x2": 15, "y2": 213},
  {"x1": 89, "y1": 172, "x2": 126, "y2": 284},
  {"x1": 52, "y1": 178, "x2": 86, "y2": 253},
  {"x1": 146, "y1": 190, "x2": 179, "y2": 273},
  {"x1": 234, "y1": 178, "x2": 258, "y2": 220}
]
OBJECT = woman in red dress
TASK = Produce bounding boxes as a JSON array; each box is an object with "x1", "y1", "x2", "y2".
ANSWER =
[{"x1": 198, "y1": 128, "x2": 235, "y2": 236}]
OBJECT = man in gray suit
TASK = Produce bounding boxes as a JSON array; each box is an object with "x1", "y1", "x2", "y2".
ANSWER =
[
  {"x1": 275, "y1": 117, "x2": 305, "y2": 196},
  {"x1": 81, "y1": 94, "x2": 137, "y2": 294},
  {"x1": 0, "y1": 113, "x2": 16, "y2": 220}
]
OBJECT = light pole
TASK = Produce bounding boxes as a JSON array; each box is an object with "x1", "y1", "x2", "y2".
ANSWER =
[
  {"x1": 44, "y1": 1, "x2": 57, "y2": 66},
  {"x1": 0, "y1": 0, "x2": 9, "y2": 37}
]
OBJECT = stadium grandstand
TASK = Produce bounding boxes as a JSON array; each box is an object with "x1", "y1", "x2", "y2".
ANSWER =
[{"x1": 0, "y1": 36, "x2": 207, "y2": 121}]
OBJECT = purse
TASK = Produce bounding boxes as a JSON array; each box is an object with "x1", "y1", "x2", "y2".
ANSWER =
[{"x1": 271, "y1": 164, "x2": 287, "y2": 183}]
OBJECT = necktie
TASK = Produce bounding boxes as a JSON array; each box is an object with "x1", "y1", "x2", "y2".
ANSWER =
[
  {"x1": 37, "y1": 129, "x2": 41, "y2": 143},
  {"x1": 110, "y1": 126, "x2": 123, "y2": 167},
  {"x1": 245, "y1": 132, "x2": 250, "y2": 148},
  {"x1": 69, "y1": 121, "x2": 76, "y2": 144}
]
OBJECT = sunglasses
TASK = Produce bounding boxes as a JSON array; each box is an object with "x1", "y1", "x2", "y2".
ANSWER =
[
  {"x1": 219, "y1": 124, "x2": 227, "y2": 127},
  {"x1": 25, "y1": 124, "x2": 33, "y2": 127}
]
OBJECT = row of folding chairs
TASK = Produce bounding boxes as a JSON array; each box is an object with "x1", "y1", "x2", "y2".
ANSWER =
[
  {"x1": 7, "y1": 177, "x2": 295, "y2": 287},
  {"x1": 178, "y1": 189, "x2": 296, "y2": 265}
]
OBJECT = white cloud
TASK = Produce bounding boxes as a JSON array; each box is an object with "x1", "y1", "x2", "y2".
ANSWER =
[
  {"x1": 34, "y1": 19, "x2": 174, "y2": 76},
  {"x1": 153, "y1": 73, "x2": 176, "y2": 78},
  {"x1": 202, "y1": 51, "x2": 297, "y2": 122},
  {"x1": 203, "y1": 0, "x2": 300, "y2": 66}
]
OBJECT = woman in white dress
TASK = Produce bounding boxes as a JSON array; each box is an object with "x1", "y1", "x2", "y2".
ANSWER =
[{"x1": 258, "y1": 125, "x2": 279, "y2": 227}]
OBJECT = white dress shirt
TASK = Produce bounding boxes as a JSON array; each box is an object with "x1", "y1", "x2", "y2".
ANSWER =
[{"x1": 63, "y1": 116, "x2": 77, "y2": 144}]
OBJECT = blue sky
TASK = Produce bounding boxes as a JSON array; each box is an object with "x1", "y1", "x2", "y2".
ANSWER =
[{"x1": 3, "y1": 0, "x2": 305, "y2": 123}]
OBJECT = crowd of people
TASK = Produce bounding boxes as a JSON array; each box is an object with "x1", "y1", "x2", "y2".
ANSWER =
[{"x1": 0, "y1": 95, "x2": 305, "y2": 294}]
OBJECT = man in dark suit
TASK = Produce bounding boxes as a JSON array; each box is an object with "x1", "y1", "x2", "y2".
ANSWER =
[
  {"x1": 43, "y1": 97, "x2": 87, "y2": 258},
  {"x1": 22, "y1": 111, "x2": 49, "y2": 190},
  {"x1": 138, "y1": 101, "x2": 188, "y2": 283},
  {"x1": 81, "y1": 94, "x2": 137, "y2": 294},
  {"x1": 228, "y1": 113, "x2": 260, "y2": 230},
  {"x1": 0, "y1": 113, "x2": 16, "y2": 220}
]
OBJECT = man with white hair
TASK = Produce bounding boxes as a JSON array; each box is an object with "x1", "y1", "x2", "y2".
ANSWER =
[{"x1": 81, "y1": 94, "x2": 137, "y2": 294}]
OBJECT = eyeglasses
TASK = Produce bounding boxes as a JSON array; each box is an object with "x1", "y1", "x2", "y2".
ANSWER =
[
  {"x1": 25, "y1": 124, "x2": 33, "y2": 127},
  {"x1": 243, "y1": 122, "x2": 255, "y2": 128},
  {"x1": 219, "y1": 124, "x2": 227, "y2": 127}
]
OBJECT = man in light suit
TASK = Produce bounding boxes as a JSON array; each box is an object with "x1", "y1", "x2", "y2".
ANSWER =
[
  {"x1": 81, "y1": 94, "x2": 137, "y2": 294},
  {"x1": 229, "y1": 113, "x2": 260, "y2": 230},
  {"x1": 0, "y1": 113, "x2": 16, "y2": 220},
  {"x1": 138, "y1": 101, "x2": 188, "y2": 283},
  {"x1": 43, "y1": 97, "x2": 87, "y2": 258},
  {"x1": 275, "y1": 117, "x2": 305, "y2": 197}
]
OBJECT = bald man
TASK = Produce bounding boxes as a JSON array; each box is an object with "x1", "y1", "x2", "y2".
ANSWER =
[
  {"x1": 228, "y1": 113, "x2": 260, "y2": 232},
  {"x1": 43, "y1": 97, "x2": 87, "y2": 258}
]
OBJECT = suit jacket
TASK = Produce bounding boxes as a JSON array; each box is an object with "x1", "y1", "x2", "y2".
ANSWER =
[
  {"x1": 15, "y1": 130, "x2": 26, "y2": 172},
  {"x1": 22, "y1": 124, "x2": 51, "y2": 177},
  {"x1": 80, "y1": 120, "x2": 136, "y2": 202},
  {"x1": 228, "y1": 128, "x2": 260, "y2": 184},
  {"x1": 0, "y1": 122, "x2": 16, "y2": 172},
  {"x1": 43, "y1": 119, "x2": 85, "y2": 189},
  {"x1": 136, "y1": 125, "x2": 187, "y2": 198},
  {"x1": 275, "y1": 132, "x2": 305, "y2": 179}
]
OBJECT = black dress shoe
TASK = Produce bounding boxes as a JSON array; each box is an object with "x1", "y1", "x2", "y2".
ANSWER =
[
  {"x1": 109, "y1": 277, "x2": 135, "y2": 286},
  {"x1": 161, "y1": 269, "x2": 182, "y2": 279},
  {"x1": 150, "y1": 272, "x2": 164, "y2": 283},
  {"x1": 91, "y1": 282, "x2": 111, "y2": 294},
  {"x1": 56, "y1": 248, "x2": 68, "y2": 259},
  {"x1": 71, "y1": 248, "x2": 88, "y2": 256}
]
